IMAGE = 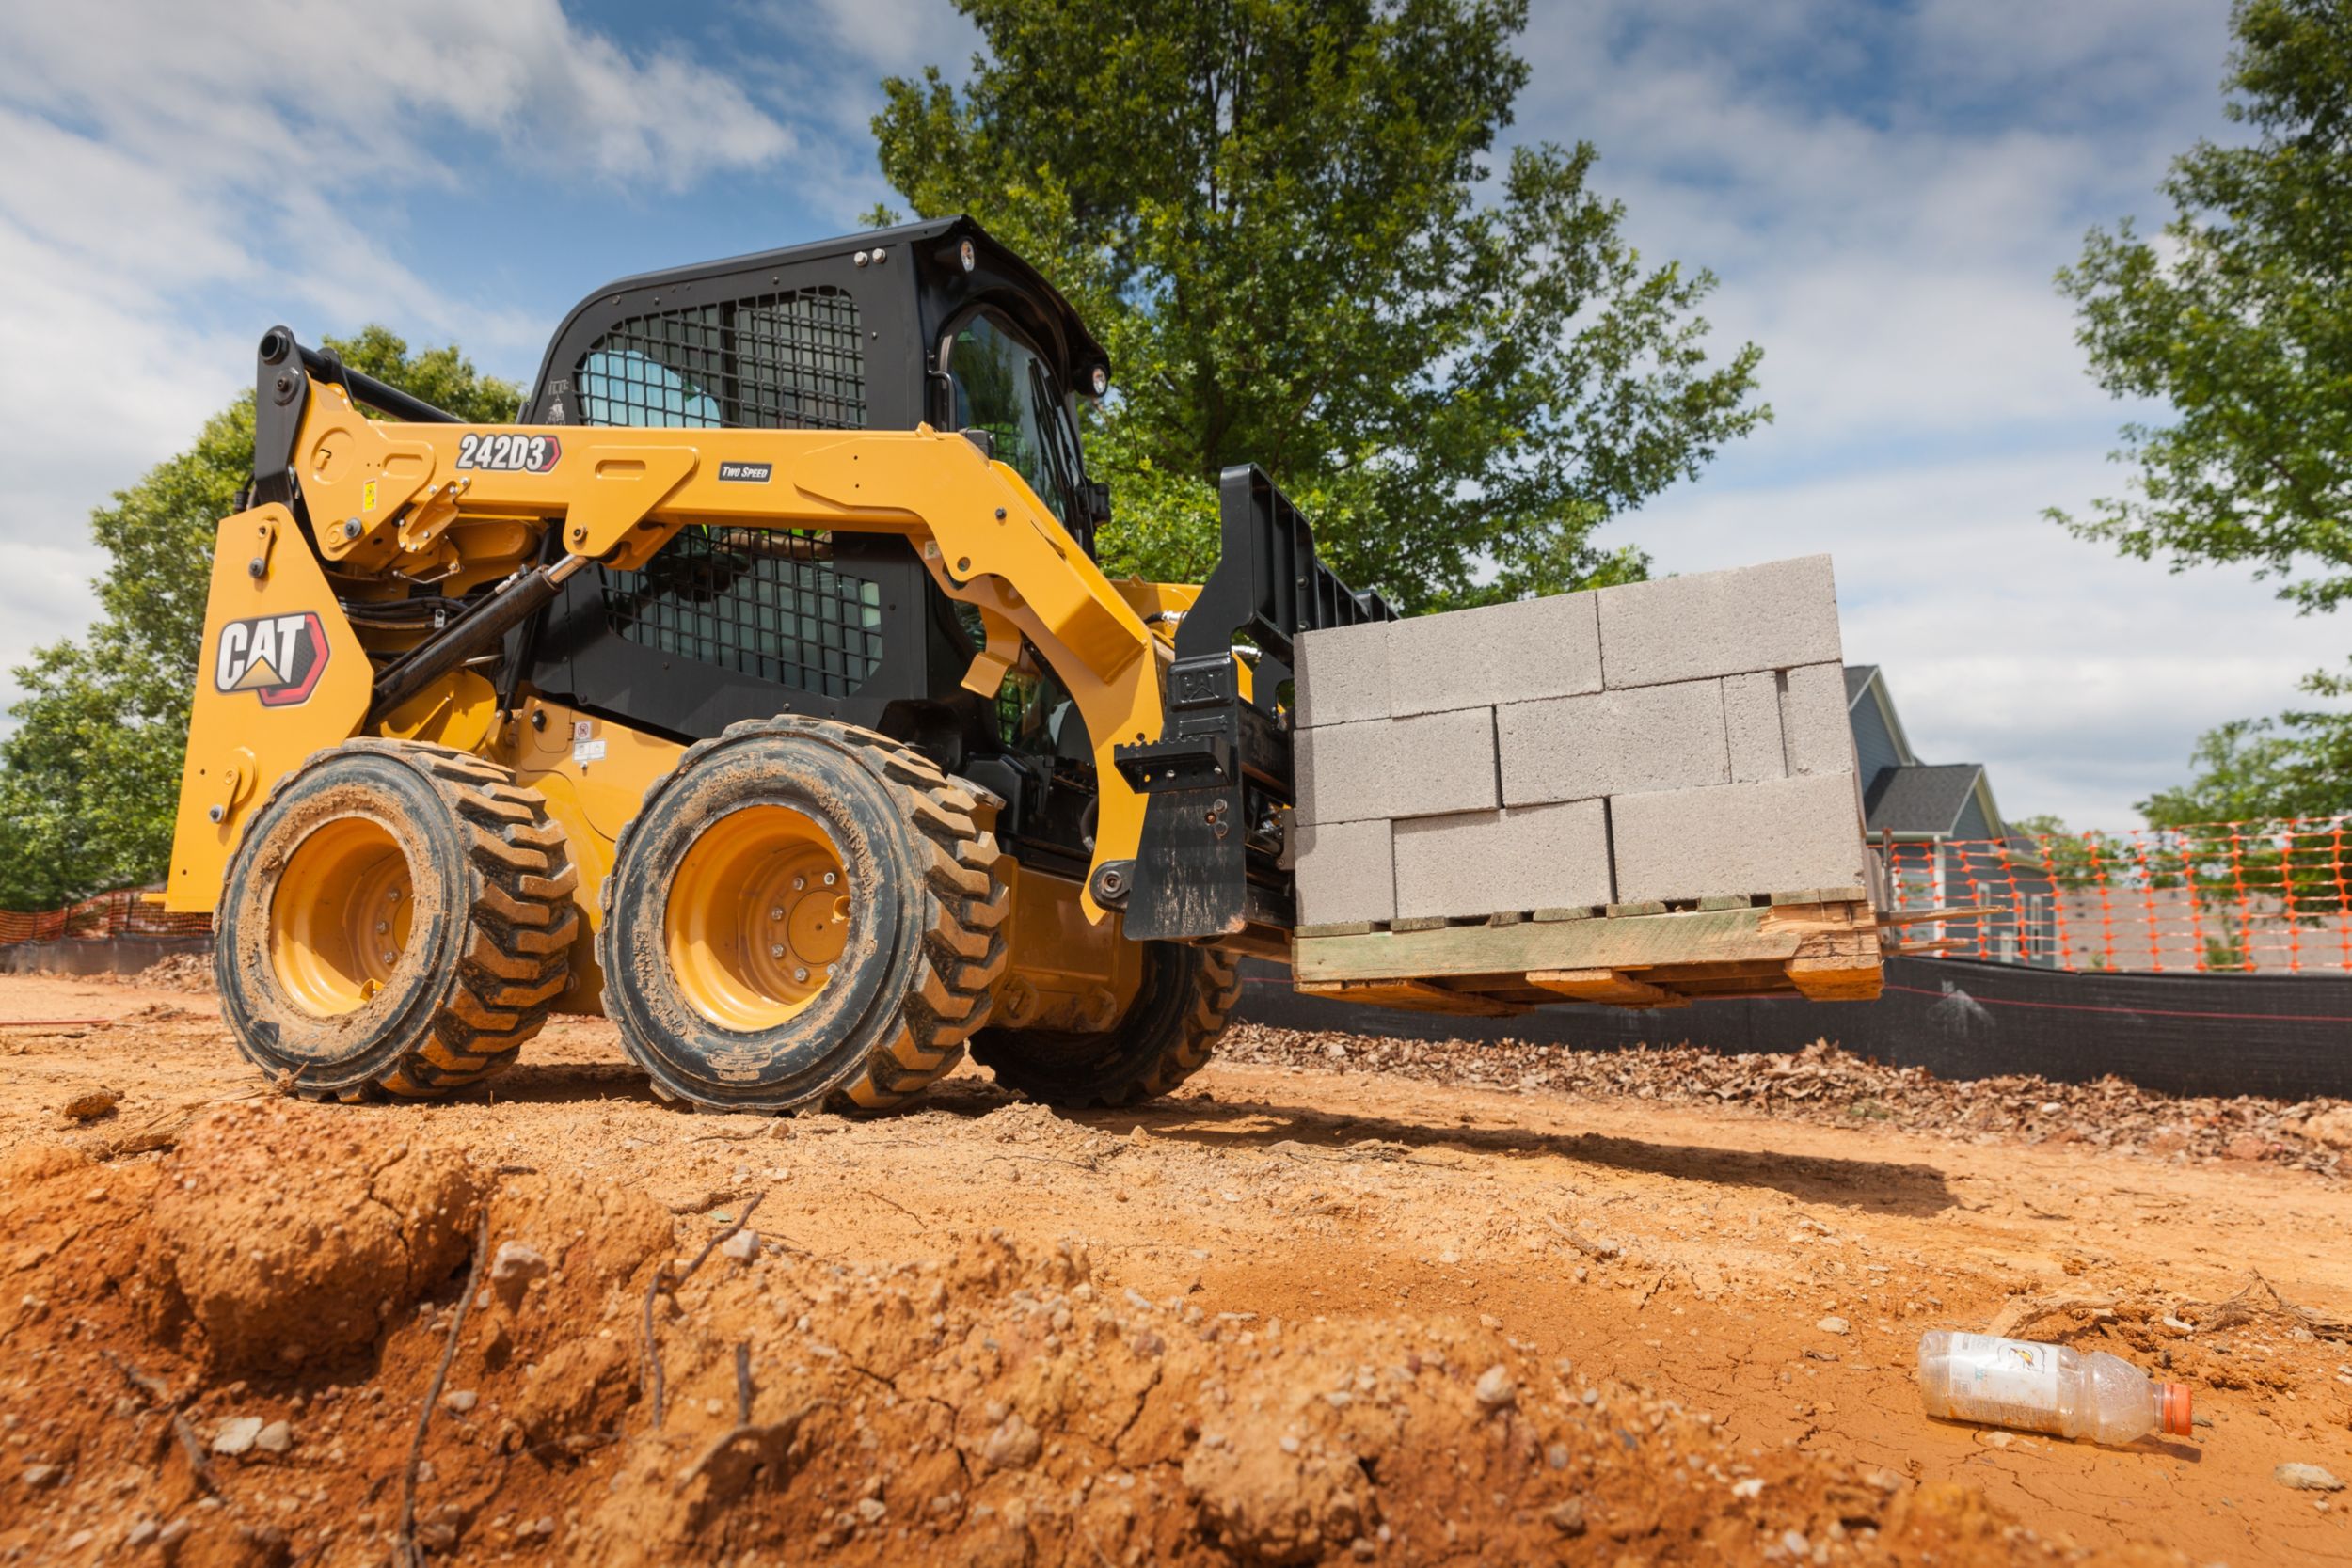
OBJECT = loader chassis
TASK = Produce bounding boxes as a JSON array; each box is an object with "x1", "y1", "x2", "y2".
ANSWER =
[{"x1": 171, "y1": 217, "x2": 1362, "y2": 1113}]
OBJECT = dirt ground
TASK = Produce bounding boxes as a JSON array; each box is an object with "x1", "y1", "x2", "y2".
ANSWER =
[{"x1": 3, "y1": 970, "x2": 2349, "y2": 1567}]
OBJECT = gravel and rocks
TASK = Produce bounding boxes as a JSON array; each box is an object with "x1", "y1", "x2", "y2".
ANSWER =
[{"x1": 1220, "y1": 1026, "x2": 2350, "y2": 1172}]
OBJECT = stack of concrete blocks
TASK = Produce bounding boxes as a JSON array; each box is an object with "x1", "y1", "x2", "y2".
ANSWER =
[{"x1": 1292, "y1": 555, "x2": 1868, "y2": 927}]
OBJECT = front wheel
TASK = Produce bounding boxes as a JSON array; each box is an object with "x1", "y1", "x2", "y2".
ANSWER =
[
  {"x1": 214, "y1": 740, "x2": 579, "y2": 1101},
  {"x1": 970, "y1": 942, "x2": 1238, "y2": 1108},
  {"x1": 597, "y1": 718, "x2": 1009, "y2": 1113}
]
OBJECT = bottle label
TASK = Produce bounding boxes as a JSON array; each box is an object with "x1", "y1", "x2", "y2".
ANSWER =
[{"x1": 1948, "y1": 1333, "x2": 2059, "y2": 1418}]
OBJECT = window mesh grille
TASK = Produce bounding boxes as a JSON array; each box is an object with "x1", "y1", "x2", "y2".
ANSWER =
[
  {"x1": 600, "y1": 528, "x2": 883, "y2": 699},
  {"x1": 574, "y1": 286, "x2": 866, "y2": 431}
]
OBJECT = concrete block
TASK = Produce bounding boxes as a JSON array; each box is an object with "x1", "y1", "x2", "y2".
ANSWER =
[
  {"x1": 1497, "y1": 680, "x2": 1727, "y2": 806},
  {"x1": 1294, "y1": 819, "x2": 1394, "y2": 926},
  {"x1": 1387, "y1": 594, "x2": 1602, "y2": 718},
  {"x1": 1294, "y1": 720, "x2": 1388, "y2": 825},
  {"x1": 1296, "y1": 708, "x2": 1498, "y2": 822},
  {"x1": 1393, "y1": 800, "x2": 1613, "y2": 920},
  {"x1": 1595, "y1": 555, "x2": 1842, "y2": 689},
  {"x1": 1294, "y1": 620, "x2": 1392, "y2": 728},
  {"x1": 1386, "y1": 707, "x2": 1500, "y2": 820},
  {"x1": 1723, "y1": 671, "x2": 1787, "y2": 782},
  {"x1": 1779, "y1": 661, "x2": 1856, "y2": 777},
  {"x1": 1611, "y1": 773, "x2": 1869, "y2": 904}
]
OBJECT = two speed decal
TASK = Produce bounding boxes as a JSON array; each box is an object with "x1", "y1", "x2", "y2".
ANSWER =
[{"x1": 455, "y1": 433, "x2": 562, "y2": 473}]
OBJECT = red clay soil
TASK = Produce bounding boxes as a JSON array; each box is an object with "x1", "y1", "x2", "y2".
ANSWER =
[{"x1": 1, "y1": 971, "x2": 2348, "y2": 1567}]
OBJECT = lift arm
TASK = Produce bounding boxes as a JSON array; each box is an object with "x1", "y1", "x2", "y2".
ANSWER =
[{"x1": 178, "y1": 333, "x2": 1168, "y2": 920}]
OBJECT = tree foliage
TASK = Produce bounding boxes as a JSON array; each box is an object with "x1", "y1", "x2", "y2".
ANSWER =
[
  {"x1": 872, "y1": 0, "x2": 1768, "y2": 610},
  {"x1": 2054, "y1": 0, "x2": 2352, "y2": 612},
  {"x1": 0, "y1": 330, "x2": 517, "y2": 910},
  {"x1": 2056, "y1": 0, "x2": 2352, "y2": 863}
]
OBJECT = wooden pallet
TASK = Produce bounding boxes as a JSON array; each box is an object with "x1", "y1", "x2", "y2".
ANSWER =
[{"x1": 1291, "y1": 888, "x2": 1883, "y2": 1016}]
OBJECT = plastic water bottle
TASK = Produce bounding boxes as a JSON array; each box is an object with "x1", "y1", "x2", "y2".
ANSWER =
[{"x1": 1917, "y1": 1331, "x2": 2193, "y2": 1446}]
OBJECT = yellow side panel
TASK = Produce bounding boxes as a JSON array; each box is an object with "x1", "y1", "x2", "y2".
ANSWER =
[
  {"x1": 992, "y1": 863, "x2": 1145, "y2": 1031},
  {"x1": 164, "y1": 506, "x2": 371, "y2": 911},
  {"x1": 494, "y1": 695, "x2": 683, "y2": 1013}
]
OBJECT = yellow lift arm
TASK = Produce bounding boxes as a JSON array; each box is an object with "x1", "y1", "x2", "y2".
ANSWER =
[{"x1": 167, "y1": 362, "x2": 1168, "y2": 921}]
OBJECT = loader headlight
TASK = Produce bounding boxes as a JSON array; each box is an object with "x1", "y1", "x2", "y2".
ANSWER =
[
  {"x1": 959, "y1": 239, "x2": 977, "y2": 273},
  {"x1": 1089, "y1": 366, "x2": 1108, "y2": 397}
]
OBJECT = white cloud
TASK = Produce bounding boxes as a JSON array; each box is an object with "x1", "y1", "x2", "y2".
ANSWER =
[
  {"x1": 1612, "y1": 449, "x2": 2347, "y2": 830},
  {"x1": 0, "y1": 0, "x2": 795, "y2": 720},
  {"x1": 1510, "y1": 0, "x2": 2328, "y2": 827}
]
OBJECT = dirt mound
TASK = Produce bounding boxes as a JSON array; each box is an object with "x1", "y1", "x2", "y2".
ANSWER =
[
  {"x1": 1222, "y1": 1026, "x2": 2349, "y2": 1173},
  {"x1": 144, "y1": 1101, "x2": 485, "y2": 1373},
  {"x1": 133, "y1": 951, "x2": 215, "y2": 991},
  {"x1": 0, "y1": 1122, "x2": 2194, "y2": 1568}
]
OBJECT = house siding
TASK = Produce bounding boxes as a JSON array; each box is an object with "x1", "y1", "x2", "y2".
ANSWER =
[{"x1": 1850, "y1": 686, "x2": 1903, "y2": 784}]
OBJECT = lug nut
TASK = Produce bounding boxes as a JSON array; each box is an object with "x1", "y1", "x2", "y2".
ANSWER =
[
  {"x1": 769, "y1": 944, "x2": 786, "y2": 959},
  {"x1": 375, "y1": 921, "x2": 389, "y2": 934},
  {"x1": 792, "y1": 967, "x2": 810, "y2": 984},
  {"x1": 380, "y1": 951, "x2": 396, "y2": 964},
  {"x1": 822, "y1": 871, "x2": 837, "y2": 886},
  {"x1": 791, "y1": 876, "x2": 805, "y2": 892},
  {"x1": 770, "y1": 907, "x2": 784, "y2": 921},
  {"x1": 388, "y1": 888, "x2": 401, "y2": 901}
]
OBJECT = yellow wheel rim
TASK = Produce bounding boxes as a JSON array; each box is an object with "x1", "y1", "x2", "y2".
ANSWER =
[
  {"x1": 664, "y1": 804, "x2": 851, "y2": 1033},
  {"x1": 268, "y1": 816, "x2": 415, "y2": 1018}
]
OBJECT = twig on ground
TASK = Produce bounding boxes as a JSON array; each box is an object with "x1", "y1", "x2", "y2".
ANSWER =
[
  {"x1": 394, "y1": 1205, "x2": 493, "y2": 1568},
  {"x1": 642, "y1": 1192, "x2": 766, "y2": 1432},
  {"x1": 858, "y1": 1185, "x2": 922, "y2": 1220},
  {"x1": 99, "y1": 1348, "x2": 174, "y2": 1406},
  {"x1": 170, "y1": 1412, "x2": 222, "y2": 1496},
  {"x1": 1541, "y1": 1213, "x2": 1621, "y2": 1260},
  {"x1": 734, "y1": 1343, "x2": 754, "y2": 1426}
]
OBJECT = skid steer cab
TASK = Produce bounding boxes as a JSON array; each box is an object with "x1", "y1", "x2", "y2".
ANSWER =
[{"x1": 170, "y1": 215, "x2": 1391, "y2": 1116}]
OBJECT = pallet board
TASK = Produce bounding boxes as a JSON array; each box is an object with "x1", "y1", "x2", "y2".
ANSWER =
[{"x1": 1289, "y1": 890, "x2": 1883, "y2": 1014}]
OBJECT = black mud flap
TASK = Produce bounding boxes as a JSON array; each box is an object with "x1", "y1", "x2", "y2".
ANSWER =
[{"x1": 1113, "y1": 466, "x2": 1392, "y2": 947}]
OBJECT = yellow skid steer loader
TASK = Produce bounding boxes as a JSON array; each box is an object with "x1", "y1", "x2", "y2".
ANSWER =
[{"x1": 169, "y1": 217, "x2": 1388, "y2": 1113}]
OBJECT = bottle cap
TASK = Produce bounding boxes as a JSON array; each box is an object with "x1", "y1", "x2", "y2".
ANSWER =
[{"x1": 2158, "y1": 1382, "x2": 2194, "y2": 1436}]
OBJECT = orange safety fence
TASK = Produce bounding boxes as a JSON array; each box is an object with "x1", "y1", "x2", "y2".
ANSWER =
[
  {"x1": 1883, "y1": 815, "x2": 2352, "y2": 974},
  {"x1": 0, "y1": 888, "x2": 213, "y2": 947}
]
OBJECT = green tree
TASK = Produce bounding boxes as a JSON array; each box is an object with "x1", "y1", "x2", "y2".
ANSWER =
[
  {"x1": 2054, "y1": 0, "x2": 2352, "y2": 613},
  {"x1": 2055, "y1": 0, "x2": 2352, "y2": 881},
  {"x1": 0, "y1": 329, "x2": 517, "y2": 910},
  {"x1": 871, "y1": 0, "x2": 1768, "y2": 610}
]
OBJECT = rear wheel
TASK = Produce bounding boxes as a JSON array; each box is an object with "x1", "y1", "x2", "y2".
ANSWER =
[
  {"x1": 971, "y1": 942, "x2": 1238, "y2": 1108},
  {"x1": 214, "y1": 739, "x2": 579, "y2": 1101},
  {"x1": 597, "y1": 718, "x2": 1009, "y2": 1113}
]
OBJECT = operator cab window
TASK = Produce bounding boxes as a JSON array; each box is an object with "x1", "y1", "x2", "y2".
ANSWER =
[{"x1": 944, "y1": 309, "x2": 1086, "y2": 528}]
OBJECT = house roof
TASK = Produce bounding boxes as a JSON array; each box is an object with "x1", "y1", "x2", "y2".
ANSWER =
[
  {"x1": 1864, "y1": 763, "x2": 1987, "y2": 836},
  {"x1": 1843, "y1": 665, "x2": 1876, "y2": 705}
]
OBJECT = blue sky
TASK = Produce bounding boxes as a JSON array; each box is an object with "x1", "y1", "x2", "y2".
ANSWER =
[{"x1": 1, "y1": 0, "x2": 2339, "y2": 829}]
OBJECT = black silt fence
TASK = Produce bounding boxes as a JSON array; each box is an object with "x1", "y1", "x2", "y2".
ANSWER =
[{"x1": 1233, "y1": 956, "x2": 2352, "y2": 1101}]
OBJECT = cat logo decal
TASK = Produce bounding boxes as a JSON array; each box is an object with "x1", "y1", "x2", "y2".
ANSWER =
[{"x1": 215, "y1": 612, "x2": 330, "y2": 707}]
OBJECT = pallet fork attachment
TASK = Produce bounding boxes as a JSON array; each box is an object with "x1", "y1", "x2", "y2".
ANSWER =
[{"x1": 1114, "y1": 465, "x2": 1393, "y2": 950}]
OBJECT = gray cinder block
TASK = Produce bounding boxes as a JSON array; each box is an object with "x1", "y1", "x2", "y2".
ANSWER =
[
  {"x1": 1297, "y1": 708, "x2": 1497, "y2": 822},
  {"x1": 1294, "y1": 620, "x2": 1392, "y2": 728},
  {"x1": 1386, "y1": 707, "x2": 1500, "y2": 820},
  {"x1": 1779, "y1": 662, "x2": 1856, "y2": 776},
  {"x1": 1723, "y1": 671, "x2": 1787, "y2": 783},
  {"x1": 1392, "y1": 800, "x2": 1613, "y2": 920},
  {"x1": 1294, "y1": 818, "x2": 1394, "y2": 926},
  {"x1": 1294, "y1": 720, "x2": 1388, "y2": 825},
  {"x1": 1498, "y1": 680, "x2": 1728, "y2": 806},
  {"x1": 1611, "y1": 773, "x2": 1868, "y2": 904},
  {"x1": 1595, "y1": 555, "x2": 1842, "y2": 689},
  {"x1": 1387, "y1": 594, "x2": 1602, "y2": 718}
]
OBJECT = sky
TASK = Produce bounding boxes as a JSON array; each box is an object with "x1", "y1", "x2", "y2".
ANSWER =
[{"x1": 0, "y1": 0, "x2": 2339, "y2": 831}]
